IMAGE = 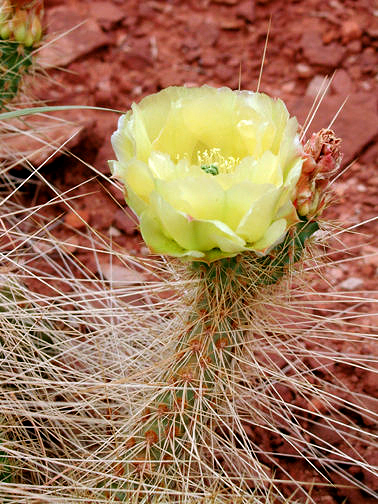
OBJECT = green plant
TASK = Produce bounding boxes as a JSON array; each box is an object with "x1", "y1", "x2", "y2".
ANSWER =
[{"x1": 0, "y1": 0, "x2": 43, "y2": 106}]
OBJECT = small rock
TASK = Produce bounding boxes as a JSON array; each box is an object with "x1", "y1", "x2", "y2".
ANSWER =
[
  {"x1": 301, "y1": 31, "x2": 346, "y2": 68},
  {"x1": 271, "y1": 383, "x2": 294, "y2": 403},
  {"x1": 200, "y1": 54, "x2": 218, "y2": 67},
  {"x1": 39, "y1": 7, "x2": 110, "y2": 68},
  {"x1": 331, "y1": 69, "x2": 353, "y2": 95},
  {"x1": 281, "y1": 81, "x2": 295, "y2": 93},
  {"x1": 64, "y1": 210, "x2": 90, "y2": 229},
  {"x1": 338, "y1": 277, "x2": 364, "y2": 290},
  {"x1": 341, "y1": 20, "x2": 362, "y2": 44},
  {"x1": 359, "y1": 397, "x2": 378, "y2": 426},
  {"x1": 306, "y1": 75, "x2": 328, "y2": 98},
  {"x1": 211, "y1": 0, "x2": 238, "y2": 4},
  {"x1": 347, "y1": 39, "x2": 362, "y2": 54},
  {"x1": 310, "y1": 417, "x2": 345, "y2": 445},
  {"x1": 322, "y1": 29, "x2": 337, "y2": 45},
  {"x1": 108, "y1": 226, "x2": 121, "y2": 237},
  {"x1": 89, "y1": 1, "x2": 125, "y2": 28},
  {"x1": 89, "y1": 202, "x2": 115, "y2": 229},
  {"x1": 360, "y1": 47, "x2": 377, "y2": 73},
  {"x1": 114, "y1": 208, "x2": 138, "y2": 235},
  {"x1": 296, "y1": 63, "x2": 313, "y2": 79},
  {"x1": 99, "y1": 263, "x2": 146, "y2": 285},
  {"x1": 236, "y1": 0, "x2": 255, "y2": 23},
  {"x1": 0, "y1": 113, "x2": 93, "y2": 168},
  {"x1": 122, "y1": 50, "x2": 152, "y2": 71},
  {"x1": 363, "y1": 371, "x2": 378, "y2": 397}
]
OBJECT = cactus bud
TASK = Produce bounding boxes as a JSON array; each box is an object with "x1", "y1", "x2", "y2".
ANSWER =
[
  {"x1": 295, "y1": 129, "x2": 342, "y2": 218},
  {"x1": 0, "y1": 21, "x2": 11, "y2": 39},
  {"x1": 29, "y1": 13, "x2": 42, "y2": 43},
  {"x1": 11, "y1": 9, "x2": 28, "y2": 43},
  {"x1": 0, "y1": 1, "x2": 44, "y2": 105}
]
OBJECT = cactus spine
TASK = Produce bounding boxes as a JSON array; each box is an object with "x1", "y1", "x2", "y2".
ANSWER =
[{"x1": 107, "y1": 219, "x2": 319, "y2": 500}]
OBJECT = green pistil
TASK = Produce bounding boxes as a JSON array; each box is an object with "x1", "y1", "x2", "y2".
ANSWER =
[{"x1": 201, "y1": 164, "x2": 218, "y2": 176}]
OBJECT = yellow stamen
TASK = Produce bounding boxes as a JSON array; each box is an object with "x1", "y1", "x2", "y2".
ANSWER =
[{"x1": 197, "y1": 148, "x2": 240, "y2": 174}]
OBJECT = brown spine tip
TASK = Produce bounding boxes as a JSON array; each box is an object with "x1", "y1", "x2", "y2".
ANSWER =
[
  {"x1": 145, "y1": 429, "x2": 159, "y2": 445},
  {"x1": 141, "y1": 407, "x2": 151, "y2": 422},
  {"x1": 199, "y1": 354, "x2": 212, "y2": 368},
  {"x1": 173, "y1": 396, "x2": 188, "y2": 410},
  {"x1": 189, "y1": 338, "x2": 202, "y2": 352},
  {"x1": 125, "y1": 437, "x2": 136, "y2": 449},
  {"x1": 216, "y1": 337, "x2": 229, "y2": 350},
  {"x1": 131, "y1": 456, "x2": 154, "y2": 474},
  {"x1": 157, "y1": 403, "x2": 169, "y2": 416},
  {"x1": 113, "y1": 462, "x2": 125, "y2": 477},
  {"x1": 178, "y1": 366, "x2": 195, "y2": 383}
]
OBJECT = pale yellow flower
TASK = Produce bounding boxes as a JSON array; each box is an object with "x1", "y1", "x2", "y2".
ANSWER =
[{"x1": 110, "y1": 86, "x2": 303, "y2": 262}]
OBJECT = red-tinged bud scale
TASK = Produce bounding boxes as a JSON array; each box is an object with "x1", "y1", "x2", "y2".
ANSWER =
[{"x1": 296, "y1": 129, "x2": 342, "y2": 218}]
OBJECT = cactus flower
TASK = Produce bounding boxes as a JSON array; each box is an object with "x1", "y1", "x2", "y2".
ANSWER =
[{"x1": 110, "y1": 86, "x2": 304, "y2": 262}]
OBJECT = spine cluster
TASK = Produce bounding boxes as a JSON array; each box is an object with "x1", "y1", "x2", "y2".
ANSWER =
[{"x1": 110, "y1": 220, "x2": 318, "y2": 500}]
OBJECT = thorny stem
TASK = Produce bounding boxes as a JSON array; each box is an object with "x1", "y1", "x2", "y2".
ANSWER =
[
  {"x1": 109, "y1": 217, "x2": 319, "y2": 500},
  {"x1": 113, "y1": 257, "x2": 248, "y2": 499}
]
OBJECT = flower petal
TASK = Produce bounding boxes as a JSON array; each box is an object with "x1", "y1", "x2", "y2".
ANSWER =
[
  {"x1": 151, "y1": 193, "x2": 245, "y2": 253},
  {"x1": 116, "y1": 159, "x2": 155, "y2": 204},
  {"x1": 236, "y1": 187, "x2": 282, "y2": 243},
  {"x1": 140, "y1": 209, "x2": 204, "y2": 259},
  {"x1": 225, "y1": 182, "x2": 275, "y2": 230},
  {"x1": 251, "y1": 218, "x2": 287, "y2": 252},
  {"x1": 111, "y1": 112, "x2": 135, "y2": 164},
  {"x1": 155, "y1": 176, "x2": 225, "y2": 221}
]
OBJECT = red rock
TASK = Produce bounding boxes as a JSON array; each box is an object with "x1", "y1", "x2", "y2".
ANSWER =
[
  {"x1": 236, "y1": 0, "x2": 255, "y2": 23},
  {"x1": 290, "y1": 93, "x2": 378, "y2": 166},
  {"x1": 0, "y1": 113, "x2": 94, "y2": 168},
  {"x1": 88, "y1": 199, "x2": 116, "y2": 229},
  {"x1": 121, "y1": 50, "x2": 152, "y2": 71},
  {"x1": 347, "y1": 39, "x2": 362, "y2": 54},
  {"x1": 363, "y1": 371, "x2": 378, "y2": 397},
  {"x1": 306, "y1": 75, "x2": 328, "y2": 98},
  {"x1": 64, "y1": 210, "x2": 90, "y2": 229},
  {"x1": 271, "y1": 383, "x2": 294, "y2": 403},
  {"x1": 114, "y1": 208, "x2": 138, "y2": 235},
  {"x1": 360, "y1": 47, "x2": 377, "y2": 73},
  {"x1": 196, "y1": 22, "x2": 219, "y2": 46},
  {"x1": 60, "y1": 234, "x2": 80, "y2": 254},
  {"x1": 331, "y1": 69, "x2": 353, "y2": 95},
  {"x1": 296, "y1": 63, "x2": 313, "y2": 79},
  {"x1": 200, "y1": 54, "x2": 218, "y2": 67},
  {"x1": 99, "y1": 262, "x2": 146, "y2": 285},
  {"x1": 89, "y1": 1, "x2": 125, "y2": 28},
  {"x1": 211, "y1": 0, "x2": 238, "y2": 4},
  {"x1": 301, "y1": 31, "x2": 346, "y2": 68},
  {"x1": 341, "y1": 20, "x2": 362, "y2": 44},
  {"x1": 39, "y1": 7, "x2": 110, "y2": 68}
]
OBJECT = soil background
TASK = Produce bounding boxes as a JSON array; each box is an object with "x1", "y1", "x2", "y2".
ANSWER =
[{"x1": 10, "y1": 0, "x2": 378, "y2": 502}]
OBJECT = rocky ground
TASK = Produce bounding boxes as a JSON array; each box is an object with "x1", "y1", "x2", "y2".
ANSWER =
[{"x1": 4, "y1": 0, "x2": 377, "y2": 502}]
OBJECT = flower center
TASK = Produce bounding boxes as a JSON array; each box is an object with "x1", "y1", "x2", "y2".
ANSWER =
[{"x1": 197, "y1": 148, "x2": 240, "y2": 175}]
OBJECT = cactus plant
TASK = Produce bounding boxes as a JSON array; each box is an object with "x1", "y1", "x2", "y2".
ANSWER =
[
  {"x1": 0, "y1": 0, "x2": 43, "y2": 106},
  {"x1": 0, "y1": 78, "x2": 376, "y2": 503}
]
